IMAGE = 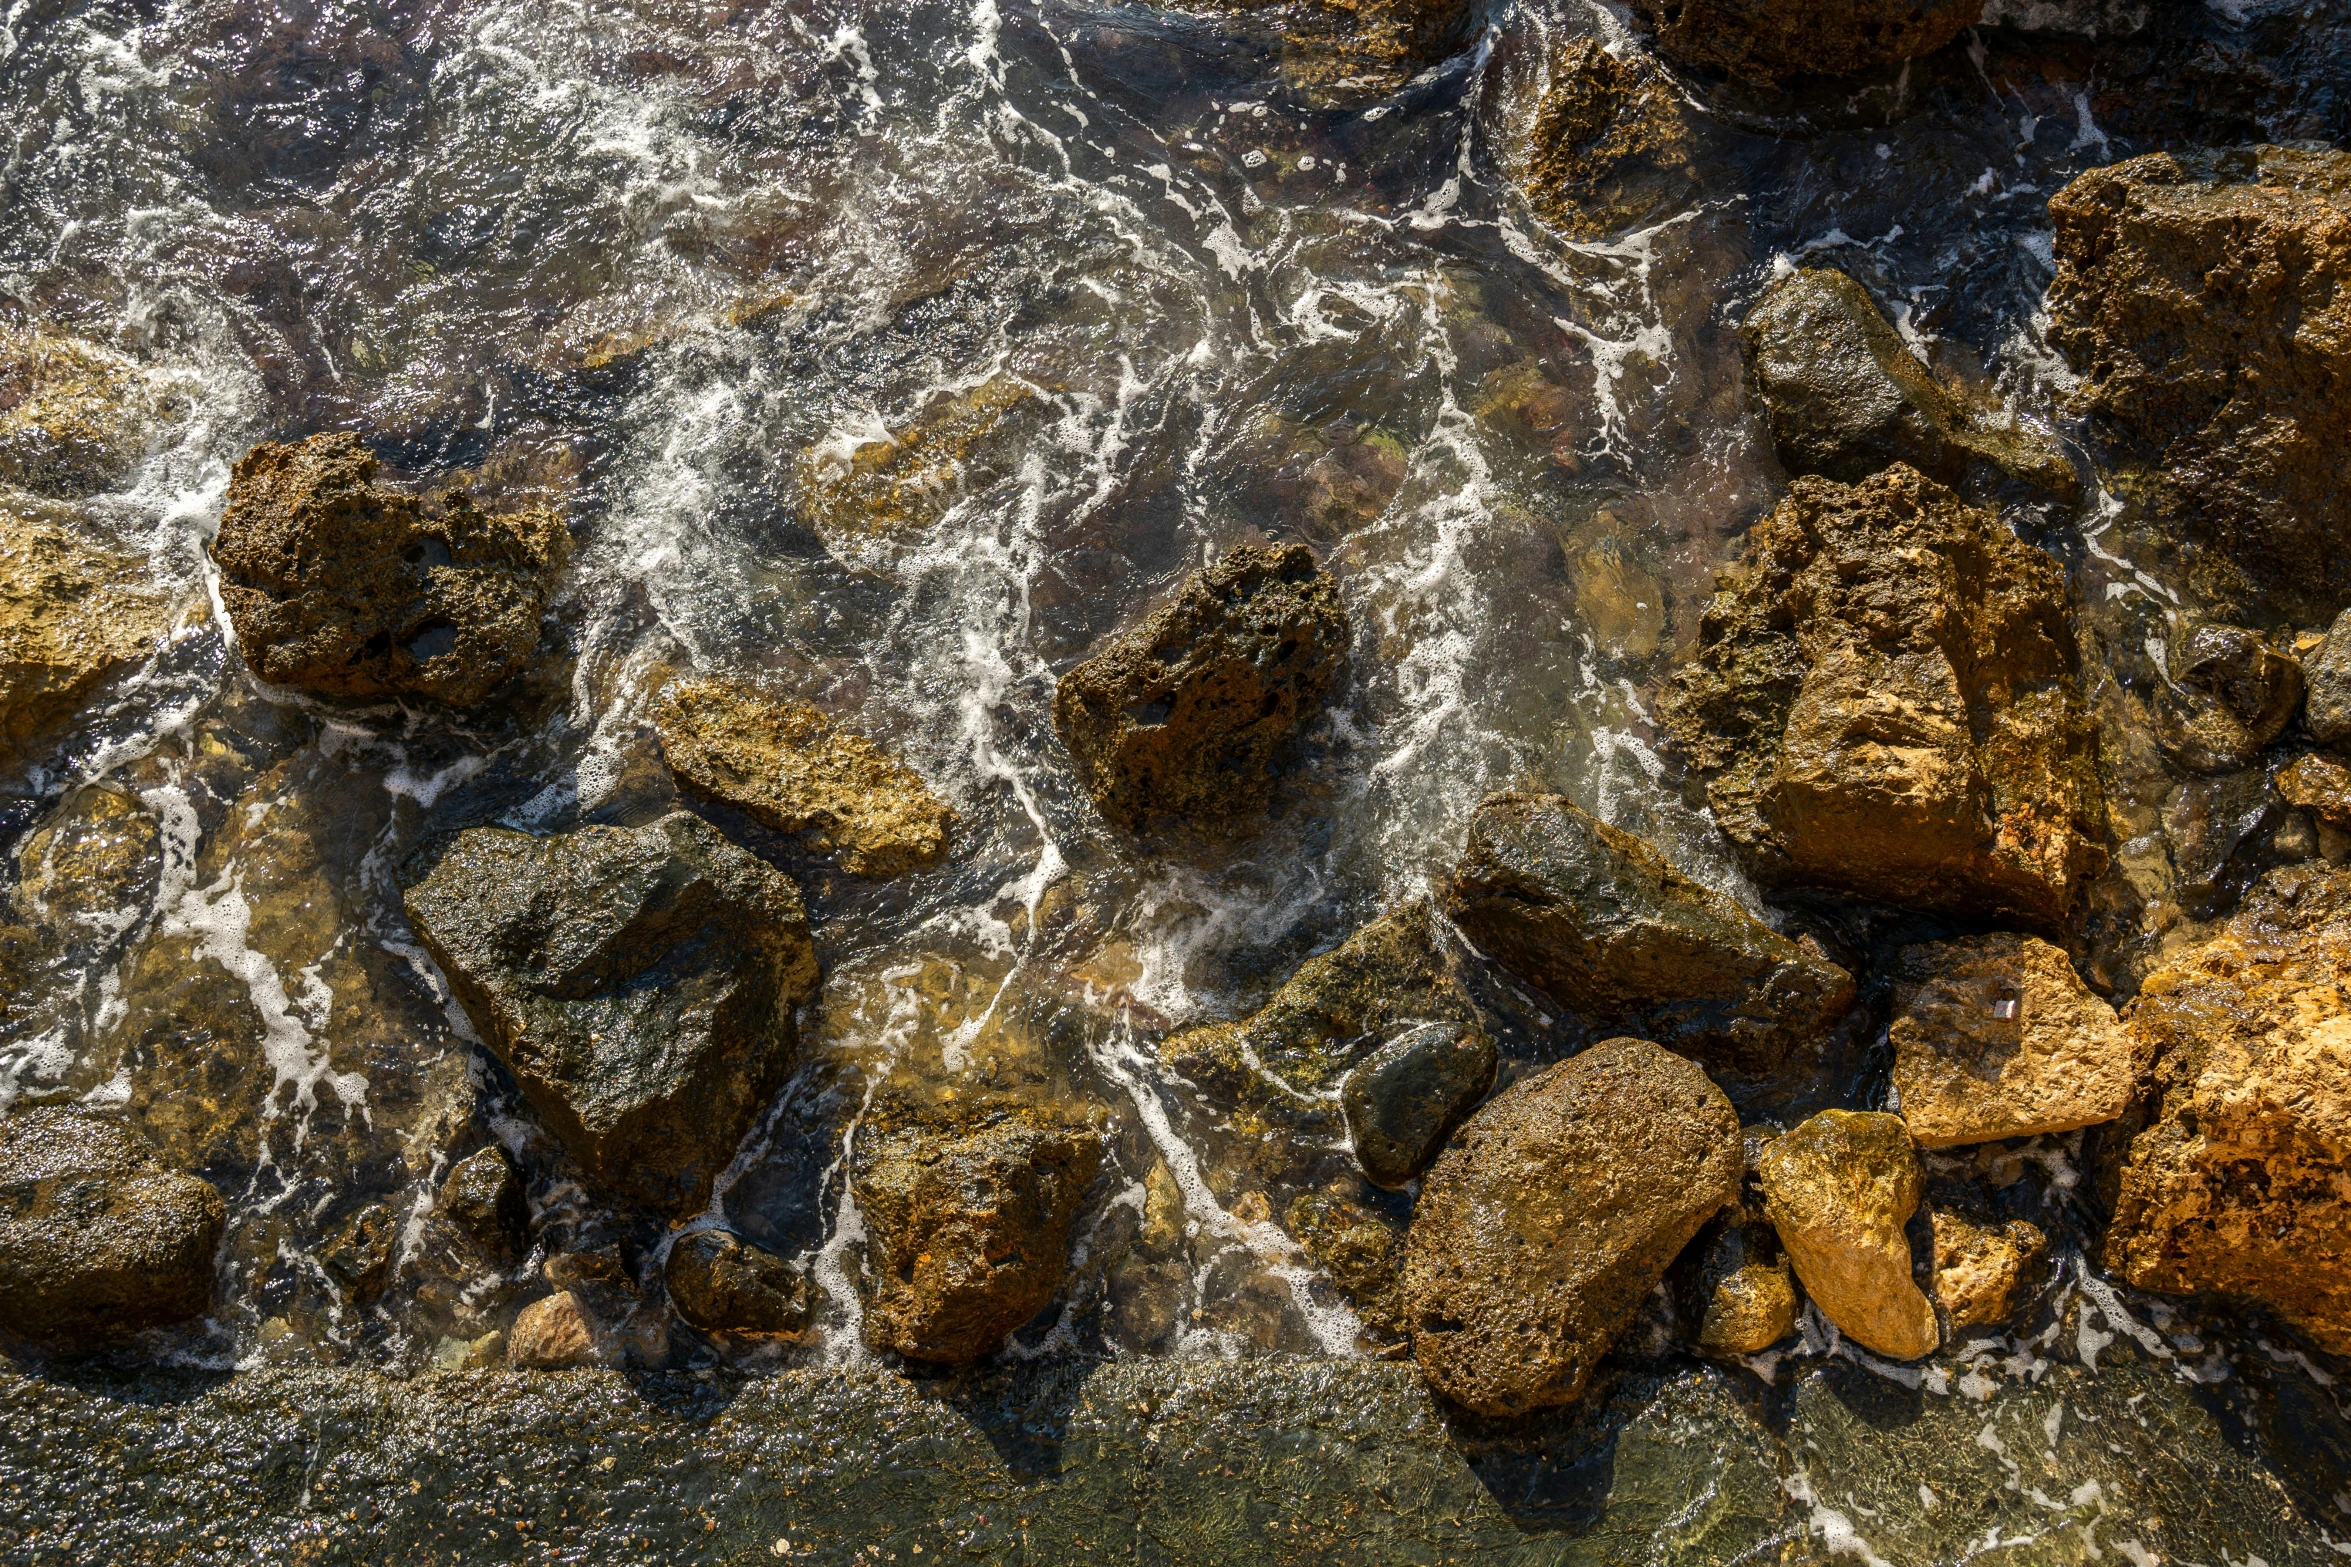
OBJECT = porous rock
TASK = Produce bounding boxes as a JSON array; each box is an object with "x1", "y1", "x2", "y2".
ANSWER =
[
  {"x1": 1758, "y1": 1110, "x2": 1938, "y2": 1360},
  {"x1": 1493, "y1": 37, "x2": 1693, "y2": 241},
  {"x1": 2304, "y1": 607, "x2": 2351, "y2": 745},
  {"x1": 2277, "y1": 753, "x2": 2351, "y2": 829},
  {"x1": 1, "y1": 497, "x2": 168, "y2": 755},
  {"x1": 1628, "y1": 0, "x2": 1981, "y2": 84},
  {"x1": 1657, "y1": 464, "x2": 2103, "y2": 927},
  {"x1": 402, "y1": 811, "x2": 819, "y2": 1216},
  {"x1": 1680, "y1": 1204, "x2": 1799, "y2": 1357},
  {"x1": 2153, "y1": 624, "x2": 2303, "y2": 774},
  {"x1": 0, "y1": 324, "x2": 173, "y2": 497},
  {"x1": 1400, "y1": 1037, "x2": 1742, "y2": 1416},
  {"x1": 1931, "y1": 1208, "x2": 2045, "y2": 1331},
  {"x1": 1152, "y1": 0, "x2": 1476, "y2": 105},
  {"x1": 665, "y1": 1230, "x2": 811, "y2": 1339},
  {"x1": 1339, "y1": 1021, "x2": 1497, "y2": 1189}
]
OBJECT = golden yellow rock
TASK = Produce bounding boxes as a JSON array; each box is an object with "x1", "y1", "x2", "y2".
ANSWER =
[
  {"x1": 508, "y1": 1291, "x2": 602, "y2": 1369},
  {"x1": 1931, "y1": 1209, "x2": 2046, "y2": 1331},
  {"x1": 0, "y1": 498, "x2": 168, "y2": 754},
  {"x1": 0, "y1": 325, "x2": 175, "y2": 496},
  {"x1": 1758, "y1": 1110, "x2": 1938, "y2": 1360},
  {"x1": 1687, "y1": 1206, "x2": 1798, "y2": 1356}
]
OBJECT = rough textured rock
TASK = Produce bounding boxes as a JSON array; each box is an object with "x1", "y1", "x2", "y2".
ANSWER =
[
  {"x1": 1155, "y1": 0, "x2": 1476, "y2": 105},
  {"x1": 1285, "y1": 1187, "x2": 1410, "y2": 1339},
  {"x1": 402, "y1": 811, "x2": 819, "y2": 1215},
  {"x1": 653, "y1": 677, "x2": 953, "y2": 877},
  {"x1": 853, "y1": 1115, "x2": 1103, "y2": 1364},
  {"x1": 1054, "y1": 543, "x2": 1347, "y2": 832},
  {"x1": 665, "y1": 1230, "x2": 811, "y2": 1339},
  {"x1": 1, "y1": 498, "x2": 169, "y2": 754},
  {"x1": 2046, "y1": 146, "x2": 2351, "y2": 621},
  {"x1": 2104, "y1": 863, "x2": 2351, "y2": 1356},
  {"x1": 1758, "y1": 1111, "x2": 1938, "y2": 1360},
  {"x1": 1442, "y1": 792, "x2": 1853, "y2": 1074},
  {"x1": 795, "y1": 378, "x2": 1040, "y2": 546},
  {"x1": 1494, "y1": 38, "x2": 1692, "y2": 241},
  {"x1": 1680, "y1": 1205, "x2": 1799, "y2": 1357},
  {"x1": 1657, "y1": 465, "x2": 2104, "y2": 927},
  {"x1": 1930, "y1": 1209, "x2": 2045, "y2": 1331},
  {"x1": 2153, "y1": 624, "x2": 2303, "y2": 773},
  {"x1": 1628, "y1": 0, "x2": 1982, "y2": 83},
  {"x1": 1743, "y1": 269, "x2": 2071, "y2": 496},
  {"x1": 211, "y1": 432, "x2": 569, "y2": 705},
  {"x1": 2304, "y1": 607, "x2": 2351, "y2": 745},
  {"x1": 0, "y1": 324, "x2": 172, "y2": 497},
  {"x1": 1889, "y1": 934, "x2": 2143, "y2": 1148},
  {"x1": 1400, "y1": 1037, "x2": 1742, "y2": 1416},
  {"x1": 437, "y1": 1145, "x2": 527, "y2": 1261},
  {"x1": 1339, "y1": 1022, "x2": 1497, "y2": 1189},
  {"x1": 13, "y1": 785, "x2": 161, "y2": 930},
  {"x1": 1977, "y1": 0, "x2": 2145, "y2": 34},
  {"x1": 0, "y1": 1107, "x2": 225, "y2": 1350},
  {"x1": 2277, "y1": 752, "x2": 2351, "y2": 829},
  {"x1": 508, "y1": 1291, "x2": 602, "y2": 1368}
]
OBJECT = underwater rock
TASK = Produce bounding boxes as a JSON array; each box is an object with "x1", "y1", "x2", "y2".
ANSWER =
[
  {"x1": 0, "y1": 324, "x2": 174, "y2": 497},
  {"x1": 12, "y1": 785, "x2": 161, "y2": 932},
  {"x1": 2303, "y1": 607, "x2": 2351, "y2": 745},
  {"x1": 1758, "y1": 1110, "x2": 1938, "y2": 1360},
  {"x1": 1441, "y1": 792, "x2": 1853, "y2": 1075},
  {"x1": 1284, "y1": 1187, "x2": 1410, "y2": 1339},
  {"x1": 852, "y1": 1114, "x2": 1103, "y2": 1364},
  {"x1": 1495, "y1": 37, "x2": 1693, "y2": 240},
  {"x1": 437, "y1": 1145, "x2": 527, "y2": 1262},
  {"x1": 1150, "y1": 0, "x2": 1477, "y2": 105},
  {"x1": 1680, "y1": 1204, "x2": 1799, "y2": 1357},
  {"x1": 664, "y1": 1230, "x2": 811, "y2": 1339},
  {"x1": 1401, "y1": 1037, "x2": 1741, "y2": 1416},
  {"x1": 1628, "y1": 0, "x2": 1981, "y2": 83},
  {"x1": 1930, "y1": 1208, "x2": 2045, "y2": 1331},
  {"x1": 1889, "y1": 934, "x2": 2143, "y2": 1148},
  {"x1": 508, "y1": 1291, "x2": 602, "y2": 1369},
  {"x1": 1054, "y1": 542, "x2": 1348, "y2": 832},
  {"x1": 794, "y1": 377, "x2": 1040, "y2": 546},
  {"x1": 1977, "y1": 0, "x2": 2145, "y2": 33},
  {"x1": 1339, "y1": 1021, "x2": 1497, "y2": 1189},
  {"x1": 0, "y1": 497, "x2": 169, "y2": 756},
  {"x1": 653, "y1": 677, "x2": 954, "y2": 878},
  {"x1": 1743, "y1": 269, "x2": 2071, "y2": 497},
  {"x1": 2277, "y1": 752, "x2": 2351, "y2": 830},
  {"x1": 2047, "y1": 146, "x2": 2351, "y2": 621},
  {"x1": 318, "y1": 1203, "x2": 399, "y2": 1305},
  {"x1": 1657, "y1": 465, "x2": 2103, "y2": 927},
  {"x1": 2105, "y1": 863, "x2": 2351, "y2": 1356},
  {"x1": 0, "y1": 1107, "x2": 225, "y2": 1350},
  {"x1": 402, "y1": 811, "x2": 819, "y2": 1216},
  {"x1": 210, "y1": 432, "x2": 569, "y2": 706},
  {"x1": 2152, "y1": 623, "x2": 2303, "y2": 774}
]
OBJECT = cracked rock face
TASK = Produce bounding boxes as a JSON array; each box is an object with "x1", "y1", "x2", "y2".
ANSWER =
[{"x1": 1759, "y1": 1110, "x2": 1938, "y2": 1361}]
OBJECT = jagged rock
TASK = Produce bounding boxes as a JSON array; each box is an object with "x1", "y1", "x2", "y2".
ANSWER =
[
  {"x1": 852, "y1": 1114, "x2": 1103, "y2": 1364},
  {"x1": 1401, "y1": 1037, "x2": 1742, "y2": 1416},
  {"x1": 508, "y1": 1290, "x2": 602, "y2": 1368},
  {"x1": 1053, "y1": 543, "x2": 1348, "y2": 832},
  {"x1": 1151, "y1": 0, "x2": 1476, "y2": 105},
  {"x1": 2047, "y1": 147, "x2": 2351, "y2": 621},
  {"x1": 210, "y1": 432, "x2": 569, "y2": 705},
  {"x1": 1657, "y1": 465, "x2": 2104, "y2": 927},
  {"x1": 1339, "y1": 1022, "x2": 1497, "y2": 1189},
  {"x1": 665, "y1": 1230, "x2": 811, "y2": 1339},
  {"x1": 1493, "y1": 37, "x2": 1693, "y2": 240},
  {"x1": 1, "y1": 497, "x2": 169, "y2": 755},
  {"x1": 402, "y1": 811, "x2": 819, "y2": 1216},
  {"x1": 795, "y1": 378, "x2": 1040, "y2": 546},
  {"x1": 0, "y1": 325, "x2": 175, "y2": 497},
  {"x1": 2105, "y1": 863, "x2": 2351, "y2": 1356},
  {"x1": 1441, "y1": 792, "x2": 1853, "y2": 1075},
  {"x1": 1758, "y1": 1111, "x2": 1938, "y2": 1361},
  {"x1": 2304, "y1": 608, "x2": 2351, "y2": 745},
  {"x1": 0, "y1": 1107, "x2": 225, "y2": 1350},
  {"x1": 1285, "y1": 1187, "x2": 1409, "y2": 1338},
  {"x1": 653, "y1": 677, "x2": 953, "y2": 878},
  {"x1": 2278, "y1": 753, "x2": 2351, "y2": 830},
  {"x1": 1680, "y1": 1204, "x2": 1799, "y2": 1357},
  {"x1": 2153, "y1": 624, "x2": 2303, "y2": 774},
  {"x1": 438, "y1": 1145, "x2": 527, "y2": 1262},
  {"x1": 1889, "y1": 934, "x2": 2143, "y2": 1148},
  {"x1": 1743, "y1": 269, "x2": 2071, "y2": 497},
  {"x1": 1931, "y1": 1208, "x2": 2045, "y2": 1331},
  {"x1": 1628, "y1": 0, "x2": 1981, "y2": 83}
]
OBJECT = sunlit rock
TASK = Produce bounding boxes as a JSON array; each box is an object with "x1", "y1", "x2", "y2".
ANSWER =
[
  {"x1": 1628, "y1": 0, "x2": 1981, "y2": 82},
  {"x1": 508, "y1": 1290, "x2": 603, "y2": 1369},
  {"x1": 2151, "y1": 623, "x2": 2303, "y2": 774},
  {"x1": 2303, "y1": 607, "x2": 2351, "y2": 745},
  {"x1": 0, "y1": 324, "x2": 179, "y2": 497},
  {"x1": 1151, "y1": 0, "x2": 1478, "y2": 105},
  {"x1": 1491, "y1": 37, "x2": 1693, "y2": 241},
  {"x1": 1758, "y1": 1110, "x2": 1938, "y2": 1361},
  {"x1": 665, "y1": 1230, "x2": 811, "y2": 1340},
  {"x1": 1679, "y1": 1202, "x2": 1798, "y2": 1357},
  {"x1": 1338, "y1": 1021, "x2": 1496, "y2": 1189},
  {"x1": 794, "y1": 378, "x2": 1040, "y2": 546},
  {"x1": 13, "y1": 785, "x2": 161, "y2": 933},
  {"x1": 1929, "y1": 1207, "x2": 2045, "y2": 1331},
  {"x1": 2278, "y1": 752, "x2": 2351, "y2": 834},
  {"x1": 0, "y1": 497, "x2": 169, "y2": 756},
  {"x1": 437, "y1": 1144, "x2": 528, "y2": 1264}
]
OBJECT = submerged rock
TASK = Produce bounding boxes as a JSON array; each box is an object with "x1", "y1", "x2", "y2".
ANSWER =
[
  {"x1": 402, "y1": 811, "x2": 819, "y2": 1216},
  {"x1": 1930, "y1": 1208, "x2": 2045, "y2": 1331},
  {"x1": 1152, "y1": 0, "x2": 1476, "y2": 105},
  {"x1": 2302, "y1": 607, "x2": 2351, "y2": 745},
  {"x1": 1657, "y1": 465, "x2": 2103, "y2": 927},
  {"x1": 1680, "y1": 1204, "x2": 1799, "y2": 1357},
  {"x1": 1758, "y1": 1111, "x2": 1937, "y2": 1361},
  {"x1": 795, "y1": 378, "x2": 1040, "y2": 546},
  {"x1": 13, "y1": 784, "x2": 161, "y2": 931},
  {"x1": 2047, "y1": 146, "x2": 2351, "y2": 620},
  {"x1": 1339, "y1": 1022, "x2": 1497, "y2": 1190},
  {"x1": 1495, "y1": 37, "x2": 1693, "y2": 240},
  {"x1": 1889, "y1": 934, "x2": 2143, "y2": 1148},
  {"x1": 437, "y1": 1144, "x2": 528, "y2": 1262},
  {"x1": 1441, "y1": 792, "x2": 1853, "y2": 1075},
  {"x1": 1401, "y1": 1037, "x2": 1742, "y2": 1416},
  {"x1": 2105, "y1": 863, "x2": 2351, "y2": 1356},
  {"x1": 0, "y1": 1107, "x2": 225, "y2": 1350},
  {"x1": 653, "y1": 677, "x2": 954, "y2": 878},
  {"x1": 665, "y1": 1230, "x2": 811, "y2": 1339},
  {"x1": 1628, "y1": 0, "x2": 1980, "y2": 83},
  {"x1": 0, "y1": 324, "x2": 175, "y2": 497},
  {"x1": 1053, "y1": 543, "x2": 1348, "y2": 832},
  {"x1": 1, "y1": 497, "x2": 169, "y2": 756},
  {"x1": 1285, "y1": 1187, "x2": 1410, "y2": 1339},
  {"x1": 2153, "y1": 624, "x2": 2303, "y2": 774},
  {"x1": 211, "y1": 432, "x2": 569, "y2": 706}
]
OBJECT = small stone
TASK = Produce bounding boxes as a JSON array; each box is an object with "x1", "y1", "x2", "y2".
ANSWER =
[
  {"x1": 1628, "y1": 0, "x2": 1980, "y2": 82},
  {"x1": 2154, "y1": 624, "x2": 2304, "y2": 773},
  {"x1": 1758, "y1": 1111, "x2": 1938, "y2": 1361},
  {"x1": 2278, "y1": 753, "x2": 2351, "y2": 829},
  {"x1": 1681, "y1": 1205, "x2": 1798, "y2": 1357},
  {"x1": 438, "y1": 1145, "x2": 528, "y2": 1261},
  {"x1": 1495, "y1": 37, "x2": 1692, "y2": 241},
  {"x1": 1284, "y1": 1187, "x2": 1409, "y2": 1339},
  {"x1": 318, "y1": 1203, "x2": 398, "y2": 1304},
  {"x1": 665, "y1": 1230, "x2": 811, "y2": 1339},
  {"x1": 1931, "y1": 1209, "x2": 2046, "y2": 1331},
  {"x1": 1339, "y1": 1022, "x2": 1497, "y2": 1189},
  {"x1": 508, "y1": 1290, "x2": 603, "y2": 1369},
  {"x1": 653, "y1": 677, "x2": 953, "y2": 877},
  {"x1": 1889, "y1": 934, "x2": 2144, "y2": 1148},
  {"x1": 1400, "y1": 1037, "x2": 1742, "y2": 1416},
  {"x1": 1, "y1": 497, "x2": 169, "y2": 755},
  {"x1": 2303, "y1": 608, "x2": 2351, "y2": 744}
]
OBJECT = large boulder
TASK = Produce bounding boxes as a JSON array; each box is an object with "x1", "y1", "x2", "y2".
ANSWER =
[
  {"x1": 1399, "y1": 1037, "x2": 1742, "y2": 1416},
  {"x1": 1441, "y1": 792, "x2": 1853, "y2": 1076},
  {"x1": 402, "y1": 811, "x2": 819, "y2": 1216},
  {"x1": 211, "y1": 432, "x2": 569, "y2": 705},
  {"x1": 2104, "y1": 863, "x2": 2351, "y2": 1356},
  {"x1": 1657, "y1": 465, "x2": 2104, "y2": 927},
  {"x1": 2046, "y1": 146, "x2": 2351, "y2": 621},
  {"x1": 1758, "y1": 1110, "x2": 1938, "y2": 1360},
  {"x1": 1, "y1": 498, "x2": 169, "y2": 756},
  {"x1": 0, "y1": 1107, "x2": 225, "y2": 1350},
  {"x1": 1628, "y1": 0, "x2": 1981, "y2": 83},
  {"x1": 1054, "y1": 543, "x2": 1348, "y2": 832}
]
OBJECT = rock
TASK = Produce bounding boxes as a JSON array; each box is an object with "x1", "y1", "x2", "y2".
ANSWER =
[
  {"x1": 2303, "y1": 608, "x2": 2351, "y2": 745},
  {"x1": 437, "y1": 1145, "x2": 527, "y2": 1261},
  {"x1": 853, "y1": 1115, "x2": 1103, "y2": 1364},
  {"x1": 652, "y1": 677, "x2": 954, "y2": 878},
  {"x1": 1757, "y1": 1111, "x2": 1937, "y2": 1361},
  {"x1": 1, "y1": 497, "x2": 169, "y2": 755},
  {"x1": 318, "y1": 1204, "x2": 398, "y2": 1303},
  {"x1": 1441, "y1": 792, "x2": 1853, "y2": 1075},
  {"x1": 1053, "y1": 543, "x2": 1348, "y2": 832},
  {"x1": 2153, "y1": 624, "x2": 2303, "y2": 773},
  {"x1": 1889, "y1": 934, "x2": 2144, "y2": 1148},
  {"x1": 1151, "y1": 0, "x2": 1476, "y2": 105},
  {"x1": 401, "y1": 811, "x2": 819, "y2": 1216},
  {"x1": 0, "y1": 1107, "x2": 225, "y2": 1350},
  {"x1": 1400, "y1": 1037, "x2": 1742, "y2": 1416},
  {"x1": 1339, "y1": 1022, "x2": 1497, "y2": 1189},
  {"x1": 1680, "y1": 1204, "x2": 1799, "y2": 1357},
  {"x1": 0, "y1": 324, "x2": 174, "y2": 497},
  {"x1": 1493, "y1": 37, "x2": 1693, "y2": 241},
  {"x1": 2278, "y1": 753, "x2": 2351, "y2": 829},
  {"x1": 1657, "y1": 465, "x2": 2104, "y2": 927},
  {"x1": 2104, "y1": 863, "x2": 2351, "y2": 1356},
  {"x1": 1930, "y1": 1209, "x2": 2045, "y2": 1331},
  {"x1": 210, "y1": 432, "x2": 569, "y2": 705},
  {"x1": 664, "y1": 1230, "x2": 811, "y2": 1339},
  {"x1": 2046, "y1": 147, "x2": 2351, "y2": 621},
  {"x1": 1628, "y1": 0, "x2": 1981, "y2": 83},
  {"x1": 1743, "y1": 269, "x2": 2071, "y2": 497},
  {"x1": 508, "y1": 1291, "x2": 603, "y2": 1369},
  {"x1": 2162, "y1": 770, "x2": 2288, "y2": 919},
  {"x1": 13, "y1": 785, "x2": 161, "y2": 931},
  {"x1": 1977, "y1": 0, "x2": 2146, "y2": 34},
  {"x1": 795, "y1": 378, "x2": 1041, "y2": 546},
  {"x1": 1284, "y1": 1187, "x2": 1409, "y2": 1339}
]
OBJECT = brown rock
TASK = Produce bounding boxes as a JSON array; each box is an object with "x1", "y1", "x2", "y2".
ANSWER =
[
  {"x1": 1683, "y1": 1205, "x2": 1799, "y2": 1357},
  {"x1": 2277, "y1": 752, "x2": 2351, "y2": 829},
  {"x1": 2303, "y1": 607, "x2": 2351, "y2": 744},
  {"x1": 1285, "y1": 1187, "x2": 1410, "y2": 1339},
  {"x1": 1054, "y1": 543, "x2": 1348, "y2": 832},
  {"x1": 1629, "y1": 0, "x2": 1981, "y2": 83},
  {"x1": 1758, "y1": 1110, "x2": 1938, "y2": 1360},
  {"x1": 437, "y1": 1144, "x2": 528, "y2": 1262},
  {"x1": 1153, "y1": 0, "x2": 1476, "y2": 105},
  {"x1": 2152, "y1": 624, "x2": 2304, "y2": 774},
  {"x1": 211, "y1": 432, "x2": 569, "y2": 705},
  {"x1": 13, "y1": 785, "x2": 161, "y2": 930},
  {"x1": 1657, "y1": 464, "x2": 2103, "y2": 927},
  {"x1": 653, "y1": 677, "x2": 953, "y2": 877},
  {"x1": 795, "y1": 378, "x2": 1040, "y2": 546},
  {"x1": 1493, "y1": 37, "x2": 1693, "y2": 240},
  {"x1": 0, "y1": 325, "x2": 174, "y2": 497},
  {"x1": 1889, "y1": 934, "x2": 2144, "y2": 1148},
  {"x1": 1, "y1": 498, "x2": 168, "y2": 755},
  {"x1": 1931, "y1": 1209, "x2": 2046, "y2": 1331},
  {"x1": 508, "y1": 1290, "x2": 603, "y2": 1368},
  {"x1": 664, "y1": 1230, "x2": 811, "y2": 1339},
  {"x1": 1400, "y1": 1037, "x2": 1742, "y2": 1416}
]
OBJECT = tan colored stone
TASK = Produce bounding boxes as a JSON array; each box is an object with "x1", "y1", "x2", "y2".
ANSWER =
[
  {"x1": 1758, "y1": 1111, "x2": 1938, "y2": 1361},
  {"x1": 1495, "y1": 38, "x2": 1692, "y2": 241},
  {"x1": 14, "y1": 785, "x2": 160, "y2": 931},
  {"x1": 1890, "y1": 934, "x2": 2144, "y2": 1148},
  {"x1": 794, "y1": 378, "x2": 1039, "y2": 545},
  {"x1": 0, "y1": 498, "x2": 167, "y2": 753},
  {"x1": 1931, "y1": 1210, "x2": 2045, "y2": 1331},
  {"x1": 2277, "y1": 753, "x2": 2351, "y2": 829},
  {"x1": 1687, "y1": 1207, "x2": 1798, "y2": 1357},
  {"x1": 0, "y1": 325, "x2": 175, "y2": 497},
  {"x1": 508, "y1": 1291, "x2": 602, "y2": 1368}
]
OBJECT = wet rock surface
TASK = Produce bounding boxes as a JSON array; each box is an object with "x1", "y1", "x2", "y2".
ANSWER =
[
  {"x1": 0, "y1": 497, "x2": 168, "y2": 755},
  {"x1": 1680, "y1": 1204, "x2": 1798, "y2": 1357},
  {"x1": 1930, "y1": 1207, "x2": 2045, "y2": 1331},
  {"x1": 793, "y1": 377, "x2": 1041, "y2": 547},
  {"x1": 1493, "y1": 37, "x2": 1693, "y2": 241},
  {"x1": 436, "y1": 1144, "x2": 527, "y2": 1262},
  {"x1": 1759, "y1": 1110, "x2": 1938, "y2": 1360},
  {"x1": 664, "y1": 1230, "x2": 811, "y2": 1340},
  {"x1": 2303, "y1": 608, "x2": 2351, "y2": 744},
  {"x1": 2278, "y1": 752, "x2": 2351, "y2": 831},
  {"x1": 508, "y1": 1290, "x2": 601, "y2": 1369},
  {"x1": 0, "y1": 324, "x2": 175, "y2": 497},
  {"x1": 1152, "y1": 0, "x2": 1477, "y2": 105},
  {"x1": 2153, "y1": 623, "x2": 2304, "y2": 773},
  {"x1": 1628, "y1": 0, "x2": 1982, "y2": 82},
  {"x1": 1339, "y1": 1021, "x2": 1496, "y2": 1189}
]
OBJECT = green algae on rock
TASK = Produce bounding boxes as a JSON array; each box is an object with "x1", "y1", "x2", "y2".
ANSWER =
[
  {"x1": 0, "y1": 496, "x2": 169, "y2": 757},
  {"x1": 1759, "y1": 1109, "x2": 1938, "y2": 1360}
]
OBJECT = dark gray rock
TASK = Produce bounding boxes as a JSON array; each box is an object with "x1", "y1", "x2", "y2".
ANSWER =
[
  {"x1": 438, "y1": 1145, "x2": 527, "y2": 1261},
  {"x1": 402, "y1": 811, "x2": 820, "y2": 1216},
  {"x1": 2155, "y1": 623, "x2": 2303, "y2": 773},
  {"x1": 2304, "y1": 608, "x2": 2351, "y2": 745},
  {"x1": 1340, "y1": 1022, "x2": 1497, "y2": 1189},
  {"x1": 665, "y1": 1230, "x2": 811, "y2": 1339}
]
